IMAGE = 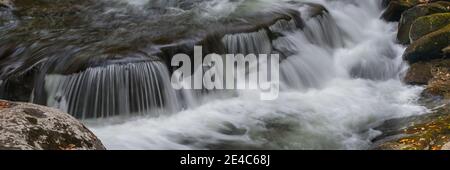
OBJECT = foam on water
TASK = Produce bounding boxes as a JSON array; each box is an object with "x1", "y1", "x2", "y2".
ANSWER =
[{"x1": 88, "y1": 0, "x2": 428, "y2": 149}]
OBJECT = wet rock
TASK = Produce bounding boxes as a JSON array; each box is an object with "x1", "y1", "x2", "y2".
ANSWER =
[
  {"x1": 0, "y1": 100, "x2": 105, "y2": 150},
  {"x1": 410, "y1": 13, "x2": 450, "y2": 42},
  {"x1": 373, "y1": 104, "x2": 450, "y2": 150},
  {"x1": 397, "y1": 1, "x2": 450, "y2": 44},
  {"x1": 381, "y1": 0, "x2": 424, "y2": 22},
  {"x1": 403, "y1": 24, "x2": 450, "y2": 63},
  {"x1": 0, "y1": 0, "x2": 328, "y2": 105},
  {"x1": 404, "y1": 61, "x2": 433, "y2": 85},
  {"x1": 0, "y1": 0, "x2": 16, "y2": 28},
  {"x1": 0, "y1": 0, "x2": 13, "y2": 9},
  {"x1": 391, "y1": 59, "x2": 450, "y2": 150},
  {"x1": 404, "y1": 59, "x2": 450, "y2": 99}
]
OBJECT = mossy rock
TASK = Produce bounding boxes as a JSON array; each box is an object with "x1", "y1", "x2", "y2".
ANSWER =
[
  {"x1": 397, "y1": 1, "x2": 450, "y2": 44},
  {"x1": 410, "y1": 13, "x2": 450, "y2": 42},
  {"x1": 403, "y1": 24, "x2": 450, "y2": 63},
  {"x1": 381, "y1": 0, "x2": 422, "y2": 22}
]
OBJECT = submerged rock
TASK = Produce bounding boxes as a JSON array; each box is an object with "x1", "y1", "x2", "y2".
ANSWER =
[
  {"x1": 0, "y1": 100, "x2": 105, "y2": 150},
  {"x1": 397, "y1": 1, "x2": 450, "y2": 44}
]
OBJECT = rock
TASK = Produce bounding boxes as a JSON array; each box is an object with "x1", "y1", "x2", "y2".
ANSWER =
[
  {"x1": 0, "y1": 0, "x2": 13, "y2": 9},
  {"x1": 410, "y1": 13, "x2": 450, "y2": 42},
  {"x1": 404, "y1": 61, "x2": 433, "y2": 85},
  {"x1": 423, "y1": 60, "x2": 450, "y2": 99},
  {"x1": 0, "y1": 0, "x2": 327, "y2": 107},
  {"x1": 397, "y1": 1, "x2": 450, "y2": 44},
  {"x1": 444, "y1": 46, "x2": 450, "y2": 57},
  {"x1": 442, "y1": 142, "x2": 450, "y2": 150},
  {"x1": 382, "y1": 0, "x2": 392, "y2": 8},
  {"x1": 0, "y1": 100, "x2": 105, "y2": 150},
  {"x1": 403, "y1": 24, "x2": 450, "y2": 63},
  {"x1": 404, "y1": 59, "x2": 450, "y2": 98},
  {"x1": 373, "y1": 104, "x2": 450, "y2": 150},
  {"x1": 381, "y1": 0, "x2": 420, "y2": 22}
]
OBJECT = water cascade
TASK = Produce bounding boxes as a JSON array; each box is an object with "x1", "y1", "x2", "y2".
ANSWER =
[
  {"x1": 44, "y1": 61, "x2": 180, "y2": 119},
  {"x1": 0, "y1": 0, "x2": 428, "y2": 150}
]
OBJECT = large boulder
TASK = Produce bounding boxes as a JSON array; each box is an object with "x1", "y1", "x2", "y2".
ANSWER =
[
  {"x1": 409, "y1": 13, "x2": 450, "y2": 42},
  {"x1": 381, "y1": 0, "x2": 431, "y2": 22},
  {"x1": 397, "y1": 1, "x2": 450, "y2": 44},
  {"x1": 403, "y1": 24, "x2": 450, "y2": 63},
  {"x1": 0, "y1": 100, "x2": 105, "y2": 150}
]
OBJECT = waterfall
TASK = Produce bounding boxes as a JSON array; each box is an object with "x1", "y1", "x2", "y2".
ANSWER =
[
  {"x1": 88, "y1": 0, "x2": 427, "y2": 150},
  {"x1": 44, "y1": 61, "x2": 181, "y2": 119},
  {"x1": 222, "y1": 29, "x2": 272, "y2": 55},
  {"x1": 0, "y1": 0, "x2": 429, "y2": 150}
]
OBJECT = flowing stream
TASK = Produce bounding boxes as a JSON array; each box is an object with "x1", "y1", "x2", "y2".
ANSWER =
[
  {"x1": 0, "y1": 0, "x2": 429, "y2": 149},
  {"x1": 87, "y1": 0, "x2": 427, "y2": 150}
]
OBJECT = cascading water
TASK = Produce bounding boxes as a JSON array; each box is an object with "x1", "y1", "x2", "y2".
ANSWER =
[
  {"x1": 86, "y1": 0, "x2": 427, "y2": 149},
  {"x1": 44, "y1": 61, "x2": 180, "y2": 119},
  {"x1": 0, "y1": 0, "x2": 429, "y2": 150}
]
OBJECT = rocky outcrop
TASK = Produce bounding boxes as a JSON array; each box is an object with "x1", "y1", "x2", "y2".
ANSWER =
[
  {"x1": 409, "y1": 13, "x2": 450, "y2": 42},
  {"x1": 382, "y1": 0, "x2": 421, "y2": 22},
  {"x1": 403, "y1": 24, "x2": 449, "y2": 63},
  {"x1": 0, "y1": 100, "x2": 105, "y2": 150},
  {"x1": 397, "y1": 1, "x2": 450, "y2": 44},
  {"x1": 376, "y1": 0, "x2": 450, "y2": 150}
]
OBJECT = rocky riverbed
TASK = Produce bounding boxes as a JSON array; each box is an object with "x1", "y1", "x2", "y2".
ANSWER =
[{"x1": 373, "y1": 0, "x2": 450, "y2": 150}]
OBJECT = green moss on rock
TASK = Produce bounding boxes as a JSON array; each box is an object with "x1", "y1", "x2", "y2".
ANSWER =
[
  {"x1": 397, "y1": 1, "x2": 450, "y2": 44},
  {"x1": 403, "y1": 24, "x2": 450, "y2": 63},
  {"x1": 382, "y1": 0, "x2": 422, "y2": 21},
  {"x1": 410, "y1": 13, "x2": 450, "y2": 42}
]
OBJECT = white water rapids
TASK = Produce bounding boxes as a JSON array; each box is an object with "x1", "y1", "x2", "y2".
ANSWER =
[{"x1": 87, "y1": 0, "x2": 428, "y2": 149}]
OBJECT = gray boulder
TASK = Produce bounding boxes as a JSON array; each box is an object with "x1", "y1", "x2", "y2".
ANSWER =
[{"x1": 0, "y1": 100, "x2": 105, "y2": 150}]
